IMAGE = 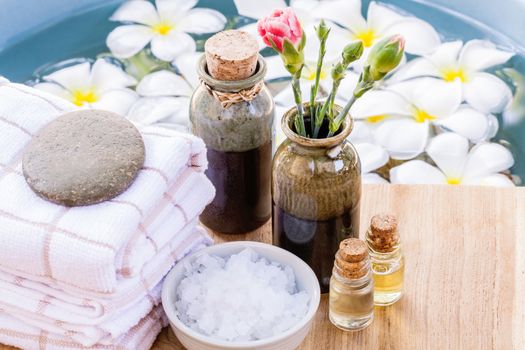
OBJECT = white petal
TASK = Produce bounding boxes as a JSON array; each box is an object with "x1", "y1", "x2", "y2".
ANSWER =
[
  {"x1": 127, "y1": 96, "x2": 189, "y2": 125},
  {"x1": 390, "y1": 160, "x2": 446, "y2": 184},
  {"x1": 382, "y1": 18, "x2": 441, "y2": 55},
  {"x1": 156, "y1": 0, "x2": 197, "y2": 21},
  {"x1": 178, "y1": 9, "x2": 227, "y2": 34},
  {"x1": 110, "y1": 0, "x2": 159, "y2": 25},
  {"x1": 427, "y1": 41, "x2": 463, "y2": 68},
  {"x1": 335, "y1": 71, "x2": 360, "y2": 101},
  {"x1": 91, "y1": 88, "x2": 138, "y2": 115},
  {"x1": 90, "y1": 59, "x2": 136, "y2": 93},
  {"x1": 387, "y1": 58, "x2": 441, "y2": 83},
  {"x1": 409, "y1": 78, "x2": 462, "y2": 118},
  {"x1": 274, "y1": 80, "x2": 316, "y2": 107},
  {"x1": 375, "y1": 119, "x2": 429, "y2": 160},
  {"x1": 355, "y1": 142, "x2": 389, "y2": 174},
  {"x1": 362, "y1": 173, "x2": 389, "y2": 184},
  {"x1": 350, "y1": 89, "x2": 412, "y2": 119},
  {"x1": 347, "y1": 121, "x2": 374, "y2": 144},
  {"x1": 265, "y1": 55, "x2": 290, "y2": 81},
  {"x1": 136, "y1": 70, "x2": 192, "y2": 97},
  {"x1": 435, "y1": 106, "x2": 489, "y2": 142},
  {"x1": 312, "y1": 0, "x2": 365, "y2": 33},
  {"x1": 426, "y1": 132, "x2": 469, "y2": 179},
  {"x1": 486, "y1": 114, "x2": 500, "y2": 139},
  {"x1": 303, "y1": 22, "x2": 347, "y2": 63},
  {"x1": 150, "y1": 31, "x2": 196, "y2": 61},
  {"x1": 463, "y1": 72, "x2": 513, "y2": 113},
  {"x1": 106, "y1": 25, "x2": 153, "y2": 59},
  {"x1": 33, "y1": 82, "x2": 73, "y2": 101},
  {"x1": 463, "y1": 174, "x2": 515, "y2": 187},
  {"x1": 459, "y1": 40, "x2": 514, "y2": 72},
  {"x1": 44, "y1": 62, "x2": 91, "y2": 91},
  {"x1": 234, "y1": 0, "x2": 286, "y2": 19},
  {"x1": 237, "y1": 22, "x2": 266, "y2": 51},
  {"x1": 367, "y1": 2, "x2": 404, "y2": 33},
  {"x1": 273, "y1": 105, "x2": 290, "y2": 151},
  {"x1": 172, "y1": 51, "x2": 201, "y2": 89},
  {"x1": 463, "y1": 142, "x2": 515, "y2": 180}
]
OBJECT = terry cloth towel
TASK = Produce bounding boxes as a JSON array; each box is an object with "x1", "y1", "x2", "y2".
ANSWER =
[
  {"x1": 0, "y1": 306, "x2": 169, "y2": 350},
  {"x1": 0, "y1": 224, "x2": 212, "y2": 347},
  {"x1": 0, "y1": 82, "x2": 214, "y2": 293}
]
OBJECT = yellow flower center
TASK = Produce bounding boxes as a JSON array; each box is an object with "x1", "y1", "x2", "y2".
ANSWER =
[
  {"x1": 441, "y1": 68, "x2": 468, "y2": 83},
  {"x1": 152, "y1": 22, "x2": 173, "y2": 35},
  {"x1": 413, "y1": 109, "x2": 435, "y2": 123},
  {"x1": 71, "y1": 89, "x2": 98, "y2": 106},
  {"x1": 447, "y1": 177, "x2": 461, "y2": 185},
  {"x1": 354, "y1": 29, "x2": 378, "y2": 48},
  {"x1": 305, "y1": 69, "x2": 327, "y2": 81},
  {"x1": 366, "y1": 115, "x2": 387, "y2": 123}
]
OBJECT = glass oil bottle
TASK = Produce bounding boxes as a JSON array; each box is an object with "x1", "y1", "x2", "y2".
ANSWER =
[
  {"x1": 329, "y1": 238, "x2": 374, "y2": 331},
  {"x1": 365, "y1": 214, "x2": 404, "y2": 306}
]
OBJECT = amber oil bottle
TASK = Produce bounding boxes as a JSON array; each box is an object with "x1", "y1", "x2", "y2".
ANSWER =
[
  {"x1": 329, "y1": 238, "x2": 374, "y2": 331},
  {"x1": 365, "y1": 214, "x2": 404, "y2": 306}
]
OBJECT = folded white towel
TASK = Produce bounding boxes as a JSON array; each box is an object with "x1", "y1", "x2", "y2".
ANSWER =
[
  {"x1": 0, "y1": 306, "x2": 168, "y2": 350},
  {"x1": 0, "y1": 83, "x2": 213, "y2": 294}
]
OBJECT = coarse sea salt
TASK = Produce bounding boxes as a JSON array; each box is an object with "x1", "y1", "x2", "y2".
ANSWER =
[{"x1": 174, "y1": 248, "x2": 310, "y2": 342}]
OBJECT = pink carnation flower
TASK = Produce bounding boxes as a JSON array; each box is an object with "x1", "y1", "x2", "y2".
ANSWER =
[{"x1": 257, "y1": 8, "x2": 303, "y2": 53}]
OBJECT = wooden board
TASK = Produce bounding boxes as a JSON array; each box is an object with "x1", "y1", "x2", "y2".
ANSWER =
[
  {"x1": 153, "y1": 184, "x2": 525, "y2": 350},
  {"x1": 1, "y1": 184, "x2": 523, "y2": 349}
]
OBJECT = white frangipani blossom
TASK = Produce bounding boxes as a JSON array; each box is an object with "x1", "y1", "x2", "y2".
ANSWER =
[
  {"x1": 107, "y1": 0, "x2": 226, "y2": 61},
  {"x1": 390, "y1": 132, "x2": 515, "y2": 187},
  {"x1": 127, "y1": 69, "x2": 193, "y2": 131},
  {"x1": 350, "y1": 77, "x2": 495, "y2": 159},
  {"x1": 391, "y1": 40, "x2": 514, "y2": 113},
  {"x1": 34, "y1": 59, "x2": 138, "y2": 115},
  {"x1": 354, "y1": 142, "x2": 389, "y2": 184}
]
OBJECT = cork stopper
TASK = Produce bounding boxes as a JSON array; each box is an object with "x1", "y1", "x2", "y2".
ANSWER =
[
  {"x1": 334, "y1": 238, "x2": 370, "y2": 279},
  {"x1": 367, "y1": 213, "x2": 400, "y2": 253},
  {"x1": 204, "y1": 30, "x2": 259, "y2": 81}
]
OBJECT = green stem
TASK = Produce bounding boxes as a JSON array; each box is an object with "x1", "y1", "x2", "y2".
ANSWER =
[
  {"x1": 292, "y1": 70, "x2": 306, "y2": 137},
  {"x1": 328, "y1": 94, "x2": 356, "y2": 137},
  {"x1": 310, "y1": 39, "x2": 327, "y2": 135}
]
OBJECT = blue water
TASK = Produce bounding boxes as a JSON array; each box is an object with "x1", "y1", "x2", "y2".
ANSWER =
[{"x1": 1, "y1": 0, "x2": 524, "y2": 180}]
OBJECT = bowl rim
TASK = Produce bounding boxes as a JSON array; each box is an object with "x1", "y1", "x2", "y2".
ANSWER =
[{"x1": 161, "y1": 241, "x2": 321, "y2": 348}]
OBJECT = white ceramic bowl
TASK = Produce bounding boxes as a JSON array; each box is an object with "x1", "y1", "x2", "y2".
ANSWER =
[{"x1": 161, "y1": 241, "x2": 321, "y2": 350}]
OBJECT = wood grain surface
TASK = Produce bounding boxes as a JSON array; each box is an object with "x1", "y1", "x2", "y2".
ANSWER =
[{"x1": 1, "y1": 184, "x2": 523, "y2": 349}]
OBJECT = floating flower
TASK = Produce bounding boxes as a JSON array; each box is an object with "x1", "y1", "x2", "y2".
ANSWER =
[
  {"x1": 127, "y1": 69, "x2": 192, "y2": 131},
  {"x1": 107, "y1": 0, "x2": 226, "y2": 61},
  {"x1": 391, "y1": 40, "x2": 514, "y2": 113},
  {"x1": 390, "y1": 132, "x2": 515, "y2": 187},
  {"x1": 34, "y1": 59, "x2": 138, "y2": 115},
  {"x1": 350, "y1": 77, "x2": 494, "y2": 159}
]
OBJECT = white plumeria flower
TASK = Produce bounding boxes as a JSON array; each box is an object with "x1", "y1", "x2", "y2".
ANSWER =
[
  {"x1": 127, "y1": 69, "x2": 193, "y2": 131},
  {"x1": 354, "y1": 142, "x2": 389, "y2": 184},
  {"x1": 34, "y1": 59, "x2": 138, "y2": 115},
  {"x1": 311, "y1": 0, "x2": 440, "y2": 70},
  {"x1": 107, "y1": 0, "x2": 226, "y2": 61},
  {"x1": 350, "y1": 77, "x2": 495, "y2": 159},
  {"x1": 390, "y1": 132, "x2": 515, "y2": 187},
  {"x1": 391, "y1": 40, "x2": 514, "y2": 113}
]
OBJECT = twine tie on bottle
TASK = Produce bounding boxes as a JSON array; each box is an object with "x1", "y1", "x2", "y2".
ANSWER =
[{"x1": 201, "y1": 80, "x2": 263, "y2": 109}]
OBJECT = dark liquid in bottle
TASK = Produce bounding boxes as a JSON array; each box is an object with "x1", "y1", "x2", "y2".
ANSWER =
[
  {"x1": 273, "y1": 204, "x2": 358, "y2": 293},
  {"x1": 201, "y1": 142, "x2": 272, "y2": 233}
]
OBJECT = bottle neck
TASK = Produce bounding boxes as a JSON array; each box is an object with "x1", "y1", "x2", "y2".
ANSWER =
[{"x1": 332, "y1": 261, "x2": 372, "y2": 288}]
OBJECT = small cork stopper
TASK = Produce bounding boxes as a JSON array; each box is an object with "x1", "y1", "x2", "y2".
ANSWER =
[
  {"x1": 205, "y1": 30, "x2": 259, "y2": 81},
  {"x1": 334, "y1": 238, "x2": 370, "y2": 279},
  {"x1": 367, "y1": 213, "x2": 400, "y2": 253}
]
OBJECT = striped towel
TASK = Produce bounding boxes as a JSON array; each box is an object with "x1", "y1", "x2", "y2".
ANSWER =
[{"x1": 0, "y1": 83, "x2": 215, "y2": 294}]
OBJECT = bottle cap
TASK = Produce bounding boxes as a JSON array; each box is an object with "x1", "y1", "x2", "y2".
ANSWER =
[
  {"x1": 204, "y1": 30, "x2": 259, "y2": 81},
  {"x1": 334, "y1": 238, "x2": 370, "y2": 279},
  {"x1": 368, "y1": 213, "x2": 400, "y2": 252}
]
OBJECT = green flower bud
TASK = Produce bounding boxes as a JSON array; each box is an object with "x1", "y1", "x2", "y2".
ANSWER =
[
  {"x1": 342, "y1": 41, "x2": 364, "y2": 65},
  {"x1": 278, "y1": 37, "x2": 306, "y2": 75},
  {"x1": 331, "y1": 62, "x2": 346, "y2": 81},
  {"x1": 367, "y1": 34, "x2": 405, "y2": 81},
  {"x1": 315, "y1": 19, "x2": 330, "y2": 40}
]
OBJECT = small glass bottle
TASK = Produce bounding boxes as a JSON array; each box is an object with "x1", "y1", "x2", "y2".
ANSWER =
[
  {"x1": 329, "y1": 238, "x2": 374, "y2": 331},
  {"x1": 365, "y1": 214, "x2": 404, "y2": 306}
]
